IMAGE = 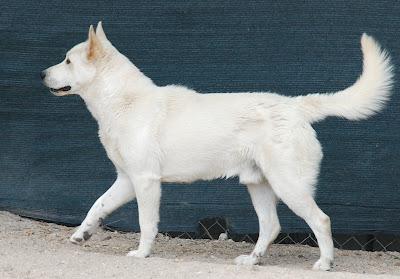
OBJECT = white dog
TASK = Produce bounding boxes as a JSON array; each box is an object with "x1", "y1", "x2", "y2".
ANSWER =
[{"x1": 41, "y1": 22, "x2": 393, "y2": 271}]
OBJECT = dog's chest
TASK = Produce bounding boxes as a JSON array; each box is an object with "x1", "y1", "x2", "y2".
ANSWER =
[{"x1": 98, "y1": 128, "x2": 126, "y2": 170}]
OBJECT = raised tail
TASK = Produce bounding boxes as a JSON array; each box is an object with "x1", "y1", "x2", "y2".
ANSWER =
[{"x1": 296, "y1": 34, "x2": 394, "y2": 123}]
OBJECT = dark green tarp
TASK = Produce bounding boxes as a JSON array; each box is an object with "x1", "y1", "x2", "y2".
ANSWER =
[{"x1": 0, "y1": 1, "x2": 399, "y2": 235}]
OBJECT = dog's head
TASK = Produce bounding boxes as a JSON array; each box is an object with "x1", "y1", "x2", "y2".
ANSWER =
[{"x1": 41, "y1": 22, "x2": 112, "y2": 96}]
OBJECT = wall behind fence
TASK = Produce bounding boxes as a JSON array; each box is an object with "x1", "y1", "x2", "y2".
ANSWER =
[{"x1": 0, "y1": 0, "x2": 399, "y2": 235}]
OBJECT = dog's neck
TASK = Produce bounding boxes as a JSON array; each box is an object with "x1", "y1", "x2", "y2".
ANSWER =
[{"x1": 79, "y1": 53, "x2": 156, "y2": 129}]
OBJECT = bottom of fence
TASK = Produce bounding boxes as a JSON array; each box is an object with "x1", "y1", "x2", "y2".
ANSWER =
[
  {"x1": 162, "y1": 231, "x2": 400, "y2": 252},
  {"x1": 156, "y1": 218, "x2": 400, "y2": 252}
]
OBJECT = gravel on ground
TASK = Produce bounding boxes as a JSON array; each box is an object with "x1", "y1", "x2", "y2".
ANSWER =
[{"x1": 0, "y1": 211, "x2": 399, "y2": 279}]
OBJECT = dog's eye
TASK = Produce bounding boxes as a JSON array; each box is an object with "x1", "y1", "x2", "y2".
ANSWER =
[{"x1": 66, "y1": 58, "x2": 71, "y2": 64}]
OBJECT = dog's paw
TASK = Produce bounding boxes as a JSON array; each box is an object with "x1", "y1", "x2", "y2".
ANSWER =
[
  {"x1": 234, "y1": 254, "x2": 259, "y2": 265},
  {"x1": 312, "y1": 258, "x2": 333, "y2": 271},
  {"x1": 126, "y1": 249, "x2": 149, "y2": 258},
  {"x1": 70, "y1": 234, "x2": 84, "y2": 244},
  {"x1": 70, "y1": 230, "x2": 92, "y2": 244}
]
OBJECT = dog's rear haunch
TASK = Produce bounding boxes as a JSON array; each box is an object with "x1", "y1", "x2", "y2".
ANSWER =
[{"x1": 42, "y1": 22, "x2": 393, "y2": 271}]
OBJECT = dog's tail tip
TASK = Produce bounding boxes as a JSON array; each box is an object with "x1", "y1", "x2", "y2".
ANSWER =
[
  {"x1": 298, "y1": 34, "x2": 394, "y2": 123},
  {"x1": 361, "y1": 33, "x2": 373, "y2": 49}
]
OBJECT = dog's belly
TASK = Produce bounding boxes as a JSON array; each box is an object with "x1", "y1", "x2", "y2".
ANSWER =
[
  {"x1": 160, "y1": 149, "x2": 265, "y2": 185},
  {"x1": 161, "y1": 163, "x2": 265, "y2": 185}
]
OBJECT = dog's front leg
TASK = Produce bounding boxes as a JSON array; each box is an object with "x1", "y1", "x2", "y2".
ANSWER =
[
  {"x1": 70, "y1": 172, "x2": 136, "y2": 244},
  {"x1": 127, "y1": 174, "x2": 161, "y2": 258}
]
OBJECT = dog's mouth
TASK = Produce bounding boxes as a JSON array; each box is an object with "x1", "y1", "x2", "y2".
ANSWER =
[
  {"x1": 50, "y1": 86, "x2": 71, "y2": 93},
  {"x1": 49, "y1": 86, "x2": 72, "y2": 96}
]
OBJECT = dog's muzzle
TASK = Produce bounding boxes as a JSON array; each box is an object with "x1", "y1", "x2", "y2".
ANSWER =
[{"x1": 40, "y1": 71, "x2": 72, "y2": 96}]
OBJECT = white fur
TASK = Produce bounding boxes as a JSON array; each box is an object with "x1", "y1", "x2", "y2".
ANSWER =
[{"x1": 42, "y1": 22, "x2": 393, "y2": 271}]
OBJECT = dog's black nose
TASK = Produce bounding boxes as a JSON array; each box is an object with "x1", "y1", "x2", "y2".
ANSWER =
[{"x1": 40, "y1": 71, "x2": 46, "y2": 80}]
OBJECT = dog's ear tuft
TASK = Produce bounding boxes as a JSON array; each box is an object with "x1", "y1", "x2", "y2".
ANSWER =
[
  {"x1": 96, "y1": 21, "x2": 108, "y2": 42},
  {"x1": 87, "y1": 25, "x2": 103, "y2": 61}
]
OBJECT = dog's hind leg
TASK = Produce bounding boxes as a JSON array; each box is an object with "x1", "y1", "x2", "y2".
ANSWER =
[
  {"x1": 70, "y1": 171, "x2": 136, "y2": 244},
  {"x1": 235, "y1": 182, "x2": 280, "y2": 265},
  {"x1": 258, "y1": 137, "x2": 334, "y2": 270},
  {"x1": 269, "y1": 178, "x2": 333, "y2": 271}
]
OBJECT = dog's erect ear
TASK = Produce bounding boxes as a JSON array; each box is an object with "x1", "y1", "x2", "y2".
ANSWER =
[
  {"x1": 96, "y1": 21, "x2": 108, "y2": 42},
  {"x1": 87, "y1": 25, "x2": 104, "y2": 61}
]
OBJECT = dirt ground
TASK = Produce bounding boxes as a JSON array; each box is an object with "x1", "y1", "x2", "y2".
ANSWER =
[{"x1": 0, "y1": 211, "x2": 399, "y2": 278}]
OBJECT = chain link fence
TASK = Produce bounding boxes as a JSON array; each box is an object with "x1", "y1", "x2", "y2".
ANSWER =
[{"x1": 157, "y1": 217, "x2": 400, "y2": 252}]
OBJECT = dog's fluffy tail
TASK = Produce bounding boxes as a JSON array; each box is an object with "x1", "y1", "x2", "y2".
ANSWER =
[{"x1": 296, "y1": 34, "x2": 394, "y2": 123}]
